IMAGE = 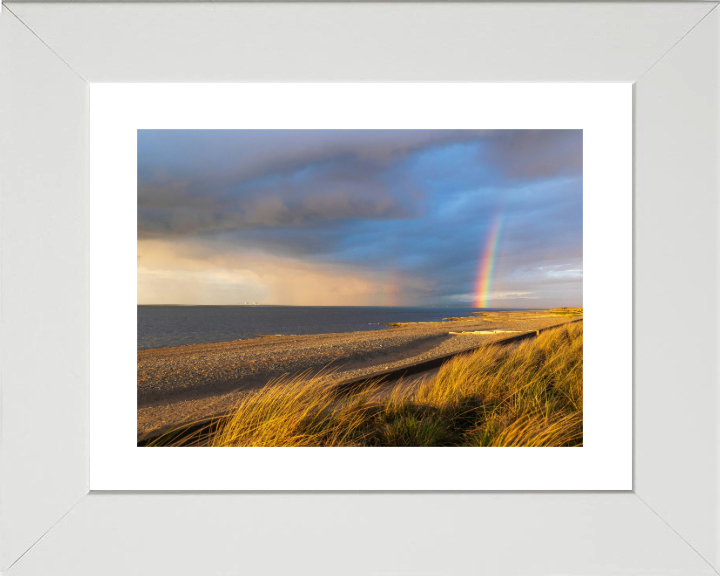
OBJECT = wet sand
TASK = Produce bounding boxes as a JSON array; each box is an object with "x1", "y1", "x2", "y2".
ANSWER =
[{"x1": 138, "y1": 310, "x2": 580, "y2": 440}]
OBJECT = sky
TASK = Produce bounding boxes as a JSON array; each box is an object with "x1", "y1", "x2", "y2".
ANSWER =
[{"x1": 137, "y1": 129, "x2": 582, "y2": 308}]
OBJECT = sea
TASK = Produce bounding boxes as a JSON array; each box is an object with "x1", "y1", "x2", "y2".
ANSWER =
[{"x1": 137, "y1": 305, "x2": 527, "y2": 350}]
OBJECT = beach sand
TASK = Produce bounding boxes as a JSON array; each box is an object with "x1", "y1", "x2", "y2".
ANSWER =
[{"x1": 137, "y1": 310, "x2": 581, "y2": 440}]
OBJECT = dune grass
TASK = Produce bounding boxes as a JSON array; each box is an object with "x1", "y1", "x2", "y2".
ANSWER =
[
  {"x1": 172, "y1": 320, "x2": 583, "y2": 448},
  {"x1": 544, "y1": 307, "x2": 583, "y2": 318}
]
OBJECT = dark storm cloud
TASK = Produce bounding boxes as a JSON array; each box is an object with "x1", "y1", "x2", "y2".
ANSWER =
[
  {"x1": 138, "y1": 173, "x2": 418, "y2": 238},
  {"x1": 138, "y1": 130, "x2": 581, "y2": 238},
  {"x1": 486, "y1": 130, "x2": 582, "y2": 179},
  {"x1": 137, "y1": 154, "x2": 422, "y2": 238}
]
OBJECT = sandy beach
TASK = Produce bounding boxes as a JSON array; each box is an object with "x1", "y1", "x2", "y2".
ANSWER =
[{"x1": 138, "y1": 310, "x2": 581, "y2": 440}]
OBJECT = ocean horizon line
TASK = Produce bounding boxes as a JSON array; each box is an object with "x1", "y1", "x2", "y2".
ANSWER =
[{"x1": 137, "y1": 304, "x2": 550, "y2": 310}]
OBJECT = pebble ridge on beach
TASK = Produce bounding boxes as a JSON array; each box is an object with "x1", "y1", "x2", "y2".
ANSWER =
[{"x1": 138, "y1": 312, "x2": 577, "y2": 408}]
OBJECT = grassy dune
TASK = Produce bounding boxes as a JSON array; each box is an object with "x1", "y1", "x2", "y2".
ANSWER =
[
  {"x1": 543, "y1": 307, "x2": 583, "y2": 318},
  {"x1": 156, "y1": 320, "x2": 582, "y2": 447}
]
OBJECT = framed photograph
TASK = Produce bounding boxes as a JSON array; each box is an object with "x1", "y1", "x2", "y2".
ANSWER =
[
  {"x1": 90, "y1": 83, "x2": 629, "y2": 491},
  {"x1": 1, "y1": 2, "x2": 718, "y2": 575}
]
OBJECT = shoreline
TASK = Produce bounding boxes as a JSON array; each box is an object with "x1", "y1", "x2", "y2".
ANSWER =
[
  {"x1": 138, "y1": 310, "x2": 582, "y2": 440},
  {"x1": 137, "y1": 306, "x2": 543, "y2": 351}
]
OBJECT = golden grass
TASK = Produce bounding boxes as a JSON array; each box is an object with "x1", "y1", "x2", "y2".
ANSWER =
[
  {"x1": 373, "y1": 309, "x2": 583, "y2": 327},
  {"x1": 543, "y1": 307, "x2": 583, "y2": 318},
  {"x1": 152, "y1": 321, "x2": 582, "y2": 448}
]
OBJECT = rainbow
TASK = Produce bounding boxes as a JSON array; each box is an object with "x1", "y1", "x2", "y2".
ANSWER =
[{"x1": 474, "y1": 214, "x2": 504, "y2": 308}]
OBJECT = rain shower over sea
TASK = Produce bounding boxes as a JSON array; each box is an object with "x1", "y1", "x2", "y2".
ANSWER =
[{"x1": 137, "y1": 305, "x2": 527, "y2": 350}]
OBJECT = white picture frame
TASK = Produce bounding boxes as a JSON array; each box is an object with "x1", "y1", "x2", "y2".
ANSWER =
[{"x1": 1, "y1": 2, "x2": 718, "y2": 574}]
